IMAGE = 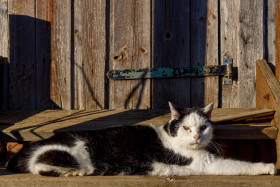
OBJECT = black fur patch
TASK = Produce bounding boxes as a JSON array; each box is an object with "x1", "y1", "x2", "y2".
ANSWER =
[
  {"x1": 39, "y1": 170, "x2": 60, "y2": 177},
  {"x1": 36, "y1": 150, "x2": 79, "y2": 168},
  {"x1": 86, "y1": 126, "x2": 192, "y2": 175}
]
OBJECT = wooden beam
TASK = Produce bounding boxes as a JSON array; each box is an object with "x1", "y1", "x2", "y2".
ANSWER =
[
  {"x1": 213, "y1": 125, "x2": 277, "y2": 140},
  {"x1": 0, "y1": 109, "x2": 276, "y2": 141},
  {"x1": 0, "y1": 56, "x2": 3, "y2": 110},
  {"x1": 276, "y1": 0, "x2": 280, "y2": 81},
  {"x1": 1, "y1": 174, "x2": 280, "y2": 187},
  {"x1": 256, "y1": 60, "x2": 280, "y2": 109},
  {"x1": 212, "y1": 109, "x2": 274, "y2": 123},
  {"x1": 256, "y1": 59, "x2": 280, "y2": 168}
]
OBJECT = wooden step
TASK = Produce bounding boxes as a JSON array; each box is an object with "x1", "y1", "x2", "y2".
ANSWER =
[
  {"x1": 0, "y1": 169, "x2": 279, "y2": 187},
  {"x1": 0, "y1": 108, "x2": 276, "y2": 141}
]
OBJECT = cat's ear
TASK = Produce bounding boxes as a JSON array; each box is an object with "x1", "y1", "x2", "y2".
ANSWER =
[
  {"x1": 204, "y1": 103, "x2": 214, "y2": 118},
  {"x1": 168, "y1": 102, "x2": 181, "y2": 120}
]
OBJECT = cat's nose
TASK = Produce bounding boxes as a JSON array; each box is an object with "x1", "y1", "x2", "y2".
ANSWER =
[{"x1": 193, "y1": 135, "x2": 200, "y2": 142}]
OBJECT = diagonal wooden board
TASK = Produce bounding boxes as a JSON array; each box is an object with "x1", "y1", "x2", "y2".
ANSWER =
[
  {"x1": 0, "y1": 108, "x2": 276, "y2": 141},
  {"x1": 212, "y1": 109, "x2": 275, "y2": 123}
]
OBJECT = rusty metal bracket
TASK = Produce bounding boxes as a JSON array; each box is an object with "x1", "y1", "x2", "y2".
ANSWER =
[{"x1": 107, "y1": 61, "x2": 233, "y2": 85}]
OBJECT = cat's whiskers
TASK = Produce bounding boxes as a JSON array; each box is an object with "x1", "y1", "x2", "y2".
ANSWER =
[{"x1": 208, "y1": 141, "x2": 224, "y2": 157}]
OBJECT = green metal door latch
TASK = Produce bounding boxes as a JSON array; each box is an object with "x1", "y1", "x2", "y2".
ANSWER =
[{"x1": 107, "y1": 58, "x2": 233, "y2": 85}]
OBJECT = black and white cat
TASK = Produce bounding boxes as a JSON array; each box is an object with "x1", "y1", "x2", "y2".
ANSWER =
[{"x1": 7, "y1": 102, "x2": 276, "y2": 176}]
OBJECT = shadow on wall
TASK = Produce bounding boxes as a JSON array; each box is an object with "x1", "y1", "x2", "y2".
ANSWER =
[
  {"x1": 4, "y1": 2, "x2": 209, "y2": 111},
  {"x1": 7, "y1": 15, "x2": 60, "y2": 110}
]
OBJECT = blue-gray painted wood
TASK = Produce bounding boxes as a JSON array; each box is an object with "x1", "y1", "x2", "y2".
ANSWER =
[{"x1": 107, "y1": 65, "x2": 227, "y2": 80}]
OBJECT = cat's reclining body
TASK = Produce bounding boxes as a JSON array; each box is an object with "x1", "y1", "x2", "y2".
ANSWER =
[{"x1": 7, "y1": 102, "x2": 276, "y2": 176}]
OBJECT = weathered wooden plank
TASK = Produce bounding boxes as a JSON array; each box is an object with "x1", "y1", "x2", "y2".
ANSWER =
[
  {"x1": 8, "y1": 0, "x2": 36, "y2": 109},
  {"x1": 50, "y1": 0, "x2": 71, "y2": 109},
  {"x1": 152, "y1": 0, "x2": 191, "y2": 108},
  {"x1": 109, "y1": 0, "x2": 151, "y2": 109},
  {"x1": 0, "y1": 57, "x2": 2, "y2": 110},
  {"x1": 35, "y1": 0, "x2": 52, "y2": 109},
  {"x1": 0, "y1": 0, "x2": 9, "y2": 110},
  {"x1": 0, "y1": 123, "x2": 276, "y2": 142},
  {"x1": 236, "y1": 140, "x2": 254, "y2": 162},
  {"x1": 256, "y1": 60, "x2": 280, "y2": 109},
  {"x1": 190, "y1": 0, "x2": 207, "y2": 107},
  {"x1": 254, "y1": 140, "x2": 277, "y2": 163},
  {"x1": 212, "y1": 109, "x2": 275, "y2": 123},
  {"x1": 0, "y1": 108, "x2": 270, "y2": 125},
  {"x1": 276, "y1": 0, "x2": 280, "y2": 81},
  {"x1": 204, "y1": 0, "x2": 219, "y2": 108},
  {"x1": 74, "y1": 0, "x2": 106, "y2": 110},
  {"x1": 213, "y1": 125, "x2": 277, "y2": 140},
  {"x1": 0, "y1": 108, "x2": 276, "y2": 141},
  {"x1": 266, "y1": 0, "x2": 276, "y2": 67},
  {"x1": 1, "y1": 175, "x2": 280, "y2": 187},
  {"x1": 256, "y1": 59, "x2": 280, "y2": 168},
  {"x1": 238, "y1": 0, "x2": 264, "y2": 108},
  {"x1": 220, "y1": 0, "x2": 239, "y2": 108}
]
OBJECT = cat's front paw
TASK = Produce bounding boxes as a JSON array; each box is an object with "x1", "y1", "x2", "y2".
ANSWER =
[{"x1": 265, "y1": 163, "x2": 277, "y2": 175}]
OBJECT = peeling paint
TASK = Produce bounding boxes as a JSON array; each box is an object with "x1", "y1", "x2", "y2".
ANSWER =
[{"x1": 107, "y1": 65, "x2": 229, "y2": 80}]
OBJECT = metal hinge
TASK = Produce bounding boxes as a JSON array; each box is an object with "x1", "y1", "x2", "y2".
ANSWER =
[
  {"x1": 107, "y1": 58, "x2": 233, "y2": 85},
  {"x1": 222, "y1": 58, "x2": 233, "y2": 85}
]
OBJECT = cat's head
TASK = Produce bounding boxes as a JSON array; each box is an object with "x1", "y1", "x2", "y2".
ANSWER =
[{"x1": 163, "y1": 102, "x2": 214, "y2": 150}]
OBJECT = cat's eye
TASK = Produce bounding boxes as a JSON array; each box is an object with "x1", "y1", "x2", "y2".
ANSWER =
[
  {"x1": 183, "y1": 126, "x2": 190, "y2": 130},
  {"x1": 200, "y1": 125, "x2": 207, "y2": 131}
]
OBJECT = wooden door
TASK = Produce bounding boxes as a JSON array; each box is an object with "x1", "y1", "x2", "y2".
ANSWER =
[{"x1": 0, "y1": 0, "x2": 276, "y2": 110}]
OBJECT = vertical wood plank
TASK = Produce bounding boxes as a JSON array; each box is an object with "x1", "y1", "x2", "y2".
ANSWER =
[
  {"x1": 153, "y1": 0, "x2": 191, "y2": 108},
  {"x1": 8, "y1": 0, "x2": 36, "y2": 109},
  {"x1": 0, "y1": 0, "x2": 9, "y2": 110},
  {"x1": 276, "y1": 0, "x2": 280, "y2": 80},
  {"x1": 266, "y1": 0, "x2": 276, "y2": 66},
  {"x1": 35, "y1": 0, "x2": 52, "y2": 109},
  {"x1": 50, "y1": 0, "x2": 71, "y2": 109},
  {"x1": 109, "y1": 0, "x2": 151, "y2": 109},
  {"x1": 0, "y1": 57, "x2": 2, "y2": 110},
  {"x1": 236, "y1": 140, "x2": 254, "y2": 162},
  {"x1": 220, "y1": 0, "x2": 239, "y2": 108},
  {"x1": 190, "y1": 0, "x2": 207, "y2": 107},
  {"x1": 74, "y1": 0, "x2": 106, "y2": 110},
  {"x1": 238, "y1": 0, "x2": 264, "y2": 108},
  {"x1": 204, "y1": 0, "x2": 219, "y2": 107}
]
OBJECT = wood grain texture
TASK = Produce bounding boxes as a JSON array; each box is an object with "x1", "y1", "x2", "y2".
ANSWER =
[
  {"x1": 204, "y1": 0, "x2": 219, "y2": 107},
  {"x1": 276, "y1": 0, "x2": 280, "y2": 81},
  {"x1": 0, "y1": 0, "x2": 9, "y2": 110},
  {"x1": 0, "y1": 57, "x2": 2, "y2": 110},
  {"x1": 0, "y1": 109, "x2": 276, "y2": 141},
  {"x1": 50, "y1": 0, "x2": 71, "y2": 109},
  {"x1": 212, "y1": 109, "x2": 275, "y2": 123},
  {"x1": 109, "y1": 0, "x2": 151, "y2": 109},
  {"x1": 238, "y1": 0, "x2": 264, "y2": 108},
  {"x1": 8, "y1": 0, "x2": 36, "y2": 110},
  {"x1": 190, "y1": 0, "x2": 207, "y2": 107},
  {"x1": 35, "y1": 0, "x2": 52, "y2": 109},
  {"x1": 256, "y1": 59, "x2": 280, "y2": 168},
  {"x1": 266, "y1": 0, "x2": 276, "y2": 66},
  {"x1": 74, "y1": 0, "x2": 106, "y2": 110},
  {"x1": 213, "y1": 125, "x2": 277, "y2": 140},
  {"x1": 1, "y1": 175, "x2": 280, "y2": 187},
  {"x1": 152, "y1": 0, "x2": 191, "y2": 108},
  {"x1": 256, "y1": 60, "x2": 280, "y2": 109},
  {"x1": 220, "y1": 0, "x2": 239, "y2": 108}
]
